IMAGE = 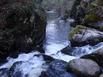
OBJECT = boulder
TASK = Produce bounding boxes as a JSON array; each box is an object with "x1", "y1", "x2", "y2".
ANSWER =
[
  {"x1": 0, "y1": 68, "x2": 9, "y2": 77},
  {"x1": 81, "y1": 48, "x2": 103, "y2": 66},
  {"x1": 67, "y1": 59, "x2": 101, "y2": 77},
  {"x1": 40, "y1": 60, "x2": 76, "y2": 77},
  {"x1": 61, "y1": 46, "x2": 75, "y2": 55},
  {"x1": 100, "y1": 74, "x2": 103, "y2": 77},
  {"x1": 70, "y1": 25, "x2": 103, "y2": 46},
  {"x1": 0, "y1": 0, "x2": 46, "y2": 61}
]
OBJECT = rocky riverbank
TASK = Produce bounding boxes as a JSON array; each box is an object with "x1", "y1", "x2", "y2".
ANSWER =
[
  {"x1": 0, "y1": 0, "x2": 103, "y2": 77},
  {"x1": 59, "y1": 0, "x2": 103, "y2": 77}
]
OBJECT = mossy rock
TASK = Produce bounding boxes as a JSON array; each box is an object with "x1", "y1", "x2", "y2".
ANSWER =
[
  {"x1": 69, "y1": 25, "x2": 86, "y2": 39},
  {"x1": 84, "y1": 13, "x2": 102, "y2": 22}
]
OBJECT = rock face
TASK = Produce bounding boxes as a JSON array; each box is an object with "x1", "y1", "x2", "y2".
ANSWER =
[
  {"x1": 0, "y1": 0, "x2": 46, "y2": 60},
  {"x1": 70, "y1": 25, "x2": 103, "y2": 46},
  {"x1": 67, "y1": 59, "x2": 101, "y2": 77},
  {"x1": 72, "y1": 0, "x2": 103, "y2": 30}
]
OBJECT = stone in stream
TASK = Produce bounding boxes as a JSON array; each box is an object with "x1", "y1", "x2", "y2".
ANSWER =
[
  {"x1": 100, "y1": 74, "x2": 103, "y2": 77},
  {"x1": 61, "y1": 45, "x2": 94, "y2": 57},
  {"x1": 81, "y1": 48, "x2": 103, "y2": 67},
  {"x1": 9, "y1": 61, "x2": 23, "y2": 77},
  {"x1": 61, "y1": 46, "x2": 75, "y2": 55},
  {"x1": 0, "y1": 68, "x2": 9, "y2": 77},
  {"x1": 70, "y1": 25, "x2": 103, "y2": 46},
  {"x1": 40, "y1": 60, "x2": 76, "y2": 77},
  {"x1": 67, "y1": 59, "x2": 101, "y2": 77},
  {"x1": 0, "y1": 0, "x2": 46, "y2": 61}
]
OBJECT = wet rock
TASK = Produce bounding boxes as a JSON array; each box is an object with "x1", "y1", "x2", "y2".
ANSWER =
[
  {"x1": 9, "y1": 61, "x2": 23, "y2": 77},
  {"x1": 82, "y1": 48, "x2": 103, "y2": 66},
  {"x1": 67, "y1": 59, "x2": 101, "y2": 77},
  {"x1": 61, "y1": 46, "x2": 75, "y2": 55},
  {"x1": 0, "y1": 68, "x2": 9, "y2": 77},
  {"x1": 100, "y1": 74, "x2": 103, "y2": 77},
  {"x1": 0, "y1": 0, "x2": 46, "y2": 60},
  {"x1": 61, "y1": 44, "x2": 96, "y2": 57},
  {"x1": 42, "y1": 55, "x2": 55, "y2": 63},
  {"x1": 40, "y1": 60, "x2": 76, "y2": 77},
  {"x1": 70, "y1": 25, "x2": 103, "y2": 46}
]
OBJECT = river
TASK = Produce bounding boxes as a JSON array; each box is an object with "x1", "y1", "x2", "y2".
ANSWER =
[{"x1": 0, "y1": 10, "x2": 103, "y2": 77}]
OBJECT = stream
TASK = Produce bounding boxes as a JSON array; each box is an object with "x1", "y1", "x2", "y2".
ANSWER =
[{"x1": 0, "y1": 11, "x2": 103, "y2": 77}]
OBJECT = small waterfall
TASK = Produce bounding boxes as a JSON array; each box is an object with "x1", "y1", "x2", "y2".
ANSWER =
[
  {"x1": 44, "y1": 17, "x2": 77, "y2": 62},
  {"x1": 0, "y1": 10, "x2": 103, "y2": 77}
]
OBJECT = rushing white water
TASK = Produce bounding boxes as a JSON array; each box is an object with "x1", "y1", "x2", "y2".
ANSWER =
[
  {"x1": 0, "y1": 52, "x2": 47, "y2": 77},
  {"x1": 71, "y1": 42, "x2": 103, "y2": 57},
  {"x1": 44, "y1": 19, "x2": 77, "y2": 62},
  {"x1": 44, "y1": 18, "x2": 103, "y2": 62},
  {"x1": 0, "y1": 11, "x2": 103, "y2": 77}
]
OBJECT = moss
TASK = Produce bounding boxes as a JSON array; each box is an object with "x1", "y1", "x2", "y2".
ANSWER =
[
  {"x1": 94, "y1": 38, "x2": 100, "y2": 42},
  {"x1": 99, "y1": 26, "x2": 103, "y2": 31},
  {"x1": 84, "y1": 13, "x2": 101, "y2": 22},
  {"x1": 69, "y1": 25, "x2": 86, "y2": 39}
]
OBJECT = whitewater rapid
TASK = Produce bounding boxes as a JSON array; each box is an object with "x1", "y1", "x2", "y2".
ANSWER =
[{"x1": 0, "y1": 11, "x2": 103, "y2": 77}]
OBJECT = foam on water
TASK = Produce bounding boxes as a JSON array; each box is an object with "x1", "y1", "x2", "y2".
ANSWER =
[
  {"x1": 72, "y1": 42, "x2": 103, "y2": 57},
  {"x1": 44, "y1": 19, "x2": 77, "y2": 62},
  {"x1": 0, "y1": 51, "x2": 47, "y2": 77}
]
